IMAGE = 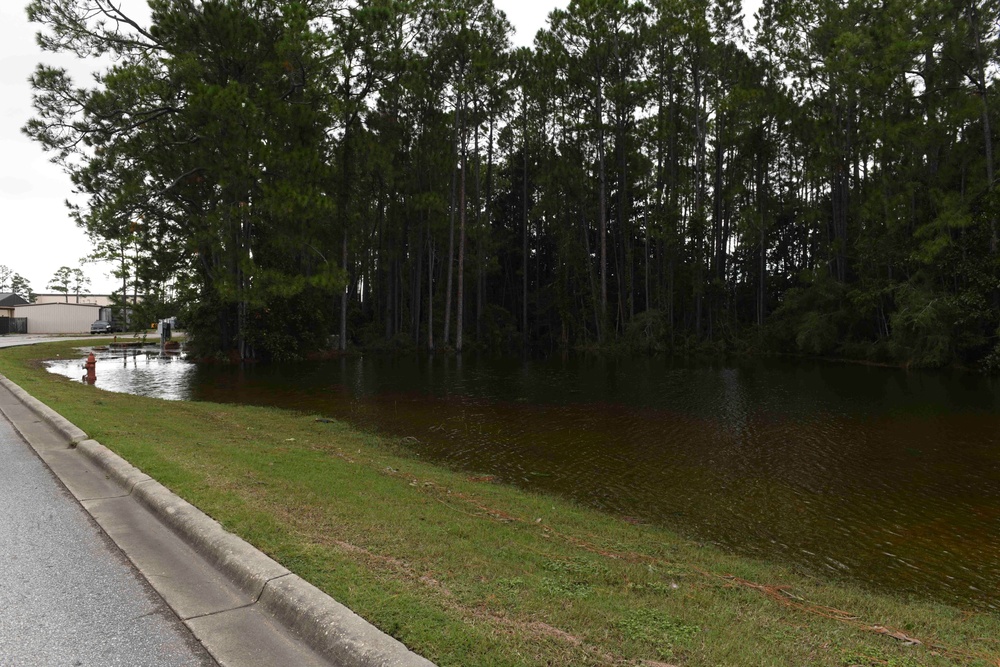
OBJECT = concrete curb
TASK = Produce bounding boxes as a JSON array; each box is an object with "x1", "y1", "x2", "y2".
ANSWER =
[
  {"x1": 0, "y1": 374, "x2": 436, "y2": 667},
  {"x1": 76, "y1": 439, "x2": 151, "y2": 492},
  {"x1": 0, "y1": 376, "x2": 88, "y2": 445},
  {"x1": 129, "y1": 476, "x2": 291, "y2": 599},
  {"x1": 259, "y1": 574, "x2": 433, "y2": 667}
]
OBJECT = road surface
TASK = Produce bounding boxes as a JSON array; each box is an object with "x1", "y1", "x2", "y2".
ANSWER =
[{"x1": 0, "y1": 411, "x2": 215, "y2": 666}]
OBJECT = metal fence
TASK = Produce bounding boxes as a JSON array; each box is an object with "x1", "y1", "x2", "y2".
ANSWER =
[{"x1": 0, "y1": 318, "x2": 28, "y2": 335}]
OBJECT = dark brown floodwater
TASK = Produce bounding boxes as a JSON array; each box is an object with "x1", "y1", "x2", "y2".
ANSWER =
[{"x1": 48, "y1": 352, "x2": 1000, "y2": 609}]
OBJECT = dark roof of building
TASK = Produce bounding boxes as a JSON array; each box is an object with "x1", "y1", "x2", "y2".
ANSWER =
[{"x1": 0, "y1": 293, "x2": 29, "y2": 307}]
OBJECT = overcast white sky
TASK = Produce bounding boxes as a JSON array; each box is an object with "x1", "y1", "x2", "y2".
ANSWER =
[{"x1": 0, "y1": 0, "x2": 758, "y2": 296}]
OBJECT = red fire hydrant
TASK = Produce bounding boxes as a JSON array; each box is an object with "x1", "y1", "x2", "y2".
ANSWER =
[{"x1": 84, "y1": 352, "x2": 97, "y2": 384}]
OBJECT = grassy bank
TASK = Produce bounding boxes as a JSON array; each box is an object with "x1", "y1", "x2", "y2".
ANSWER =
[{"x1": 1, "y1": 341, "x2": 998, "y2": 666}]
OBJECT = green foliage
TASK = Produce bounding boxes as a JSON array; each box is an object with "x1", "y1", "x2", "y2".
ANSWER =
[
  {"x1": 27, "y1": 0, "x2": 343, "y2": 360},
  {"x1": 129, "y1": 295, "x2": 176, "y2": 332},
  {"x1": 478, "y1": 303, "x2": 518, "y2": 353},
  {"x1": 0, "y1": 267, "x2": 31, "y2": 302},
  {"x1": 22, "y1": 0, "x2": 1000, "y2": 368},
  {"x1": 770, "y1": 271, "x2": 850, "y2": 356},
  {"x1": 244, "y1": 288, "x2": 334, "y2": 361},
  {"x1": 357, "y1": 323, "x2": 417, "y2": 353},
  {"x1": 46, "y1": 266, "x2": 73, "y2": 301},
  {"x1": 887, "y1": 285, "x2": 958, "y2": 367},
  {"x1": 9, "y1": 274, "x2": 33, "y2": 302},
  {"x1": 623, "y1": 309, "x2": 669, "y2": 352}
]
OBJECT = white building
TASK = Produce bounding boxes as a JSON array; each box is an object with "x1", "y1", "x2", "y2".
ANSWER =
[
  {"x1": 33, "y1": 293, "x2": 144, "y2": 307},
  {"x1": 13, "y1": 303, "x2": 102, "y2": 334}
]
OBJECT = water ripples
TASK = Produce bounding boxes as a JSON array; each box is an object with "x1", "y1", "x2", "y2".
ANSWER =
[{"x1": 44, "y1": 351, "x2": 1000, "y2": 609}]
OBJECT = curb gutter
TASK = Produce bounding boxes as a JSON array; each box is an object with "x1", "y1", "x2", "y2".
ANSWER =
[
  {"x1": 0, "y1": 375, "x2": 436, "y2": 667},
  {"x1": 0, "y1": 376, "x2": 89, "y2": 445}
]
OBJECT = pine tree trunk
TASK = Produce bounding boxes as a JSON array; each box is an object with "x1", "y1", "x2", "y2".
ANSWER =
[
  {"x1": 340, "y1": 232, "x2": 348, "y2": 350},
  {"x1": 597, "y1": 73, "x2": 608, "y2": 343},
  {"x1": 412, "y1": 216, "x2": 424, "y2": 346},
  {"x1": 456, "y1": 127, "x2": 468, "y2": 352},
  {"x1": 427, "y1": 225, "x2": 435, "y2": 352},
  {"x1": 443, "y1": 94, "x2": 461, "y2": 346},
  {"x1": 479, "y1": 117, "x2": 494, "y2": 342},
  {"x1": 967, "y1": 1, "x2": 996, "y2": 252},
  {"x1": 522, "y1": 91, "x2": 529, "y2": 352}
]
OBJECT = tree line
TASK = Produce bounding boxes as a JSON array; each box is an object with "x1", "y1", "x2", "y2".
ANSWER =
[
  {"x1": 0, "y1": 265, "x2": 32, "y2": 300},
  {"x1": 26, "y1": 0, "x2": 1000, "y2": 366},
  {"x1": 0, "y1": 264, "x2": 100, "y2": 304}
]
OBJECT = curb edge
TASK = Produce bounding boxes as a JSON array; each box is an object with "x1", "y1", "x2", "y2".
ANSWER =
[
  {"x1": 0, "y1": 375, "x2": 88, "y2": 445},
  {"x1": 0, "y1": 373, "x2": 436, "y2": 667}
]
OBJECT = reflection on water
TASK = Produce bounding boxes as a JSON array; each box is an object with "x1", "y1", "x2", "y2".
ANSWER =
[
  {"x1": 47, "y1": 351, "x2": 1000, "y2": 609},
  {"x1": 47, "y1": 349, "x2": 195, "y2": 402}
]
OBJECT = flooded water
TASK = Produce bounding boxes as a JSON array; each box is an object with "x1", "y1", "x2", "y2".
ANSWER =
[
  {"x1": 47, "y1": 349, "x2": 195, "y2": 401},
  {"x1": 46, "y1": 351, "x2": 1000, "y2": 609}
]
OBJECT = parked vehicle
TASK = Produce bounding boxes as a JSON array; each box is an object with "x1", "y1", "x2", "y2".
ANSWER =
[{"x1": 90, "y1": 320, "x2": 122, "y2": 334}]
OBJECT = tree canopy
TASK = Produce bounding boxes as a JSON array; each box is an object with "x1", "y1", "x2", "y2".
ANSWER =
[
  {"x1": 1, "y1": 264, "x2": 34, "y2": 301},
  {"x1": 25, "y1": 0, "x2": 1000, "y2": 367}
]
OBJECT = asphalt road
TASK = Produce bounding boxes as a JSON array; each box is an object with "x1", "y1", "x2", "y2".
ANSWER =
[
  {"x1": 0, "y1": 335, "x2": 98, "y2": 349},
  {"x1": 0, "y1": 413, "x2": 215, "y2": 666}
]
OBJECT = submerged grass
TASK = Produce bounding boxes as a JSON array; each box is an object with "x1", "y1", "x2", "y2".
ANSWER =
[{"x1": 2, "y1": 340, "x2": 999, "y2": 666}]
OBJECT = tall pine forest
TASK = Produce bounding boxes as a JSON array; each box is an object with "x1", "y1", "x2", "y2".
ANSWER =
[{"x1": 25, "y1": 0, "x2": 1000, "y2": 367}]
